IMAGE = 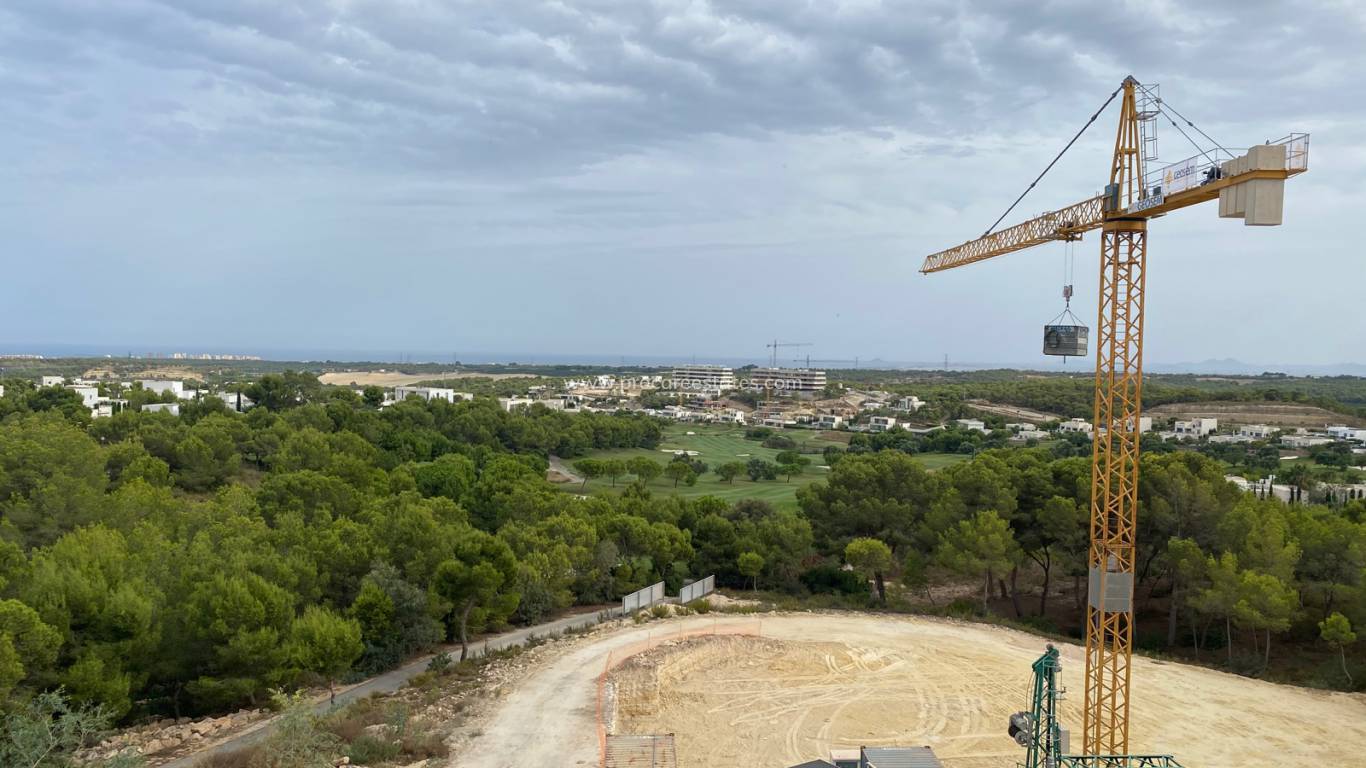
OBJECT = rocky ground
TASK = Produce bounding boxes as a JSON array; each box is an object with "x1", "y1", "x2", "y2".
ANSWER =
[{"x1": 79, "y1": 709, "x2": 272, "y2": 764}]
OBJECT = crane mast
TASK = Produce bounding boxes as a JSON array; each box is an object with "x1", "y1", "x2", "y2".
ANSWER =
[
  {"x1": 1086, "y1": 76, "x2": 1145, "y2": 756},
  {"x1": 920, "y1": 75, "x2": 1308, "y2": 764}
]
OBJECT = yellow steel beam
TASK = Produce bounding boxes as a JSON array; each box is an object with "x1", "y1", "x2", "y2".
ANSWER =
[{"x1": 920, "y1": 196, "x2": 1104, "y2": 274}]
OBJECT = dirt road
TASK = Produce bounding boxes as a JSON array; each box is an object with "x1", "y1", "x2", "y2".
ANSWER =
[
  {"x1": 453, "y1": 621, "x2": 672, "y2": 768},
  {"x1": 452, "y1": 613, "x2": 1366, "y2": 768},
  {"x1": 160, "y1": 608, "x2": 617, "y2": 768}
]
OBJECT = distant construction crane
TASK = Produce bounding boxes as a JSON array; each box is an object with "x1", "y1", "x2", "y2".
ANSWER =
[
  {"x1": 922, "y1": 76, "x2": 1308, "y2": 764},
  {"x1": 764, "y1": 339, "x2": 811, "y2": 367}
]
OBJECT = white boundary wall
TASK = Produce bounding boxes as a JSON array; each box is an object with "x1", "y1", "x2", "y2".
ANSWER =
[
  {"x1": 678, "y1": 575, "x2": 715, "y2": 604},
  {"x1": 622, "y1": 581, "x2": 666, "y2": 613}
]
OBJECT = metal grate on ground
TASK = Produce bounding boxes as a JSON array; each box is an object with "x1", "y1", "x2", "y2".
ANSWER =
[{"x1": 605, "y1": 734, "x2": 677, "y2": 768}]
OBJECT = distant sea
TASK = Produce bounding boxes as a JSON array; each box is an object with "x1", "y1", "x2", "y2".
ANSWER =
[{"x1": 3, "y1": 343, "x2": 1364, "y2": 377}]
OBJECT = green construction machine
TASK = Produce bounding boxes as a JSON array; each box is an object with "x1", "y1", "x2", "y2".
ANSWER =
[{"x1": 1008, "y1": 646, "x2": 1185, "y2": 768}]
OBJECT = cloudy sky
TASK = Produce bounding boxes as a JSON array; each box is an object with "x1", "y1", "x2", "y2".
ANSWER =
[{"x1": 2, "y1": 1, "x2": 1362, "y2": 367}]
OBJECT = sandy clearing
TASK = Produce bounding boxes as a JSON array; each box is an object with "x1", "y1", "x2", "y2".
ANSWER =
[
  {"x1": 612, "y1": 615, "x2": 1366, "y2": 767},
  {"x1": 1146, "y1": 402, "x2": 1364, "y2": 428},
  {"x1": 317, "y1": 371, "x2": 534, "y2": 387},
  {"x1": 132, "y1": 367, "x2": 205, "y2": 382},
  {"x1": 967, "y1": 400, "x2": 1062, "y2": 423},
  {"x1": 457, "y1": 613, "x2": 1366, "y2": 768}
]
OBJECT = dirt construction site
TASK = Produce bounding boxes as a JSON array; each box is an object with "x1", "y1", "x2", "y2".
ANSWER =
[{"x1": 450, "y1": 612, "x2": 1366, "y2": 768}]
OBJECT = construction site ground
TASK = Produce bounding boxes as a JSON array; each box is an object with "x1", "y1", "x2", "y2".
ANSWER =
[
  {"x1": 316, "y1": 370, "x2": 535, "y2": 387},
  {"x1": 450, "y1": 612, "x2": 1366, "y2": 768},
  {"x1": 1145, "y1": 401, "x2": 1364, "y2": 428}
]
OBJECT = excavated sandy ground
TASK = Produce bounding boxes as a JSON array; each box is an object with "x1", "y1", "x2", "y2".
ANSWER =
[
  {"x1": 609, "y1": 614, "x2": 1366, "y2": 768},
  {"x1": 317, "y1": 370, "x2": 534, "y2": 387}
]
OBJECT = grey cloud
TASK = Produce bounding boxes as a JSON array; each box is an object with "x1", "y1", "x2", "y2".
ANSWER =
[
  {"x1": 0, "y1": 1, "x2": 1361, "y2": 364},
  {"x1": 7, "y1": 0, "x2": 1357, "y2": 183}
]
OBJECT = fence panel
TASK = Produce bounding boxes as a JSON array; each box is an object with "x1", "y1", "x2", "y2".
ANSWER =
[
  {"x1": 621, "y1": 581, "x2": 666, "y2": 614},
  {"x1": 678, "y1": 575, "x2": 715, "y2": 604}
]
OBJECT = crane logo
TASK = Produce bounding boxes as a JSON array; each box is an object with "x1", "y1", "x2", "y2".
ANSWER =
[{"x1": 1163, "y1": 157, "x2": 1200, "y2": 194}]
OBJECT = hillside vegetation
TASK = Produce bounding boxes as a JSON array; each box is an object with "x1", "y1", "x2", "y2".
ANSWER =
[{"x1": 0, "y1": 370, "x2": 1361, "y2": 755}]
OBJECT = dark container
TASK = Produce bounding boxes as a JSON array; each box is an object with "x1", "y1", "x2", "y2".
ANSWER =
[{"x1": 1043, "y1": 325, "x2": 1088, "y2": 357}]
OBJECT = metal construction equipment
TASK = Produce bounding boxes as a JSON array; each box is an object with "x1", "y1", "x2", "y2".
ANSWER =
[
  {"x1": 922, "y1": 76, "x2": 1308, "y2": 761},
  {"x1": 1010, "y1": 646, "x2": 1183, "y2": 768},
  {"x1": 765, "y1": 339, "x2": 812, "y2": 367}
]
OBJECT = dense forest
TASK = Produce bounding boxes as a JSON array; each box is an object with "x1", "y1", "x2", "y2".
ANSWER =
[{"x1": 0, "y1": 372, "x2": 1362, "y2": 737}]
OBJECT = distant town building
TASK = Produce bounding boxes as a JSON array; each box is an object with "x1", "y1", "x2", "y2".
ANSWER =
[
  {"x1": 393, "y1": 386, "x2": 471, "y2": 404},
  {"x1": 1059, "y1": 418, "x2": 1094, "y2": 434},
  {"x1": 670, "y1": 365, "x2": 735, "y2": 393},
  {"x1": 1173, "y1": 418, "x2": 1218, "y2": 437},
  {"x1": 68, "y1": 385, "x2": 101, "y2": 410},
  {"x1": 1281, "y1": 431, "x2": 1333, "y2": 449},
  {"x1": 868, "y1": 416, "x2": 898, "y2": 432},
  {"x1": 39, "y1": 376, "x2": 65, "y2": 388},
  {"x1": 142, "y1": 403, "x2": 181, "y2": 415},
  {"x1": 1327, "y1": 425, "x2": 1366, "y2": 443},
  {"x1": 539, "y1": 394, "x2": 583, "y2": 412},
  {"x1": 892, "y1": 396, "x2": 925, "y2": 413},
  {"x1": 214, "y1": 391, "x2": 255, "y2": 412},
  {"x1": 815, "y1": 414, "x2": 844, "y2": 429},
  {"x1": 1237, "y1": 424, "x2": 1276, "y2": 439},
  {"x1": 955, "y1": 418, "x2": 988, "y2": 433},
  {"x1": 498, "y1": 396, "x2": 535, "y2": 412},
  {"x1": 92, "y1": 401, "x2": 123, "y2": 419},
  {"x1": 748, "y1": 367, "x2": 828, "y2": 392},
  {"x1": 1128, "y1": 416, "x2": 1153, "y2": 433},
  {"x1": 1327, "y1": 483, "x2": 1366, "y2": 503},
  {"x1": 139, "y1": 380, "x2": 198, "y2": 400}
]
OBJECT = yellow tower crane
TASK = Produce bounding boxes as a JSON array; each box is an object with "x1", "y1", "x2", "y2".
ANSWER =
[{"x1": 922, "y1": 76, "x2": 1308, "y2": 761}]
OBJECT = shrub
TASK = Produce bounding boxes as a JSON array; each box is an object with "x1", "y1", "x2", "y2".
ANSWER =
[
  {"x1": 1016, "y1": 615, "x2": 1061, "y2": 636},
  {"x1": 197, "y1": 747, "x2": 264, "y2": 768},
  {"x1": 944, "y1": 598, "x2": 979, "y2": 618},
  {"x1": 346, "y1": 734, "x2": 402, "y2": 765},
  {"x1": 405, "y1": 671, "x2": 436, "y2": 690},
  {"x1": 762, "y1": 435, "x2": 797, "y2": 450},
  {"x1": 398, "y1": 719, "x2": 450, "y2": 759},
  {"x1": 686, "y1": 598, "x2": 712, "y2": 614},
  {"x1": 427, "y1": 652, "x2": 452, "y2": 674},
  {"x1": 649, "y1": 604, "x2": 671, "y2": 619},
  {"x1": 799, "y1": 565, "x2": 866, "y2": 596},
  {"x1": 259, "y1": 692, "x2": 340, "y2": 768}
]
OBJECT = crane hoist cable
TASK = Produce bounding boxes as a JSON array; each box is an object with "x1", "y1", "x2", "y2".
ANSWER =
[
  {"x1": 981, "y1": 82, "x2": 1125, "y2": 237},
  {"x1": 1049, "y1": 239, "x2": 1082, "y2": 327}
]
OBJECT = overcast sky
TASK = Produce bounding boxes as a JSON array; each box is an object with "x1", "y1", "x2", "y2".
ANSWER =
[{"x1": 2, "y1": 1, "x2": 1362, "y2": 367}]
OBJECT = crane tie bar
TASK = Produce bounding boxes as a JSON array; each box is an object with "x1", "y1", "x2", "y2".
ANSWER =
[{"x1": 982, "y1": 81, "x2": 1125, "y2": 237}]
